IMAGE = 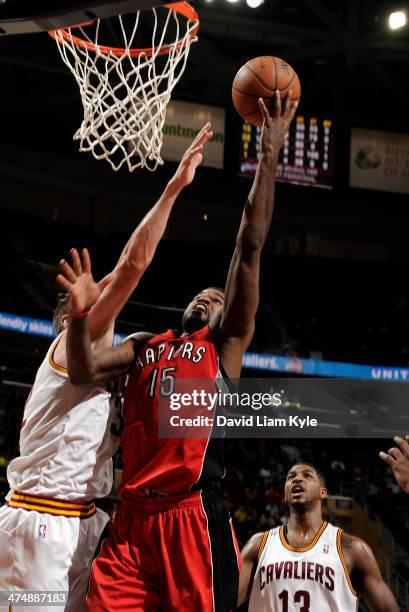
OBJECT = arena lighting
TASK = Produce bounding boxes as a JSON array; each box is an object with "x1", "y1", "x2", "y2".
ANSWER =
[
  {"x1": 226, "y1": 0, "x2": 240, "y2": 5},
  {"x1": 246, "y1": 0, "x2": 264, "y2": 7},
  {"x1": 388, "y1": 10, "x2": 407, "y2": 29}
]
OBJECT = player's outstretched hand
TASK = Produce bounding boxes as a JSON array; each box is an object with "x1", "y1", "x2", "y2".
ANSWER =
[
  {"x1": 56, "y1": 248, "x2": 105, "y2": 316},
  {"x1": 379, "y1": 435, "x2": 409, "y2": 494},
  {"x1": 170, "y1": 122, "x2": 214, "y2": 191},
  {"x1": 258, "y1": 91, "x2": 298, "y2": 157}
]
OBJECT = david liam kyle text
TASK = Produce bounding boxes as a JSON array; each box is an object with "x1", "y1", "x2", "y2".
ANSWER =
[{"x1": 169, "y1": 415, "x2": 318, "y2": 428}]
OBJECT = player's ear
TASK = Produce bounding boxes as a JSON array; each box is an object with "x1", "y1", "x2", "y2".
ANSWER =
[
  {"x1": 320, "y1": 487, "x2": 328, "y2": 501},
  {"x1": 61, "y1": 313, "x2": 69, "y2": 329}
]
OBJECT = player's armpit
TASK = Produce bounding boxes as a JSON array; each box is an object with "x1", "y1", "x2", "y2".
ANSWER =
[
  {"x1": 238, "y1": 532, "x2": 264, "y2": 607},
  {"x1": 347, "y1": 534, "x2": 399, "y2": 612}
]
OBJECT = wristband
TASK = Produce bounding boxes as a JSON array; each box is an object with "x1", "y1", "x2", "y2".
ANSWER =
[{"x1": 70, "y1": 309, "x2": 90, "y2": 319}]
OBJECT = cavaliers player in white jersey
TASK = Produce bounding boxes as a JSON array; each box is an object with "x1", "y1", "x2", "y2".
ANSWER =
[
  {"x1": 239, "y1": 463, "x2": 399, "y2": 612},
  {"x1": 55, "y1": 94, "x2": 298, "y2": 611},
  {"x1": 0, "y1": 124, "x2": 213, "y2": 612}
]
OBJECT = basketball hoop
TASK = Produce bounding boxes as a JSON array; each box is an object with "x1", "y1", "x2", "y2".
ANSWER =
[{"x1": 49, "y1": 2, "x2": 199, "y2": 172}]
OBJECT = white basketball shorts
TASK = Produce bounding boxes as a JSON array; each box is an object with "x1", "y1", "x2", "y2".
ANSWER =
[{"x1": 0, "y1": 502, "x2": 108, "y2": 612}]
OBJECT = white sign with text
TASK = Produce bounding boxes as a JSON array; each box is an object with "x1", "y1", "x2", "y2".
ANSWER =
[
  {"x1": 350, "y1": 127, "x2": 409, "y2": 194},
  {"x1": 162, "y1": 100, "x2": 225, "y2": 169}
]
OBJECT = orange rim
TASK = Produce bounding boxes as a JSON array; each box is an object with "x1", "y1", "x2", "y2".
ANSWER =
[{"x1": 48, "y1": 2, "x2": 199, "y2": 58}]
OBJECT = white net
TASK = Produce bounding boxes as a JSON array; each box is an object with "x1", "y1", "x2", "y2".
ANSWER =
[{"x1": 50, "y1": 3, "x2": 198, "y2": 172}]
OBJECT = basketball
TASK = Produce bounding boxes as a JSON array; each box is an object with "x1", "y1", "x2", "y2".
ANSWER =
[{"x1": 232, "y1": 56, "x2": 301, "y2": 127}]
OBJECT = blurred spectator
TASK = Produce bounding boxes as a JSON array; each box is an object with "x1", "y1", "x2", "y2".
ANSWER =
[{"x1": 234, "y1": 506, "x2": 247, "y2": 524}]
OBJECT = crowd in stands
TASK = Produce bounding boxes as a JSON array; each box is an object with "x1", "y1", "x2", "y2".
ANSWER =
[{"x1": 0, "y1": 384, "x2": 24, "y2": 503}]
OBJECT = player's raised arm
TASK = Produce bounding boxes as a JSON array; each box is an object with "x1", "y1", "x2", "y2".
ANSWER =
[
  {"x1": 57, "y1": 248, "x2": 152, "y2": 383},
  {"x1": 379, "y1": 435, "x2": 409, "y2": 494},
  {"x1": 237, "y1": 532, "x2": 264, "y2": 607},
  {"x1": 83, "y1": 122, "x2": 214, "y2": 340},
  {"x1": 343, "y1": 533, "x2": 399, "y2": 612},
  {"x1": 216, "y1": 93, "x2": 297, "y2": 377}
]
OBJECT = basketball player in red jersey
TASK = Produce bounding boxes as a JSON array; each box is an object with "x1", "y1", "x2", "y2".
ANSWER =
[
  {"x1": 57, "y1": 92, "x2": 298, "y2": 612},
  {"x1": 239, "y1": 463, "x2": 399, "y2": 611},
  {"x1": 380, "y1": 434, "x2": 409, "y2": 494}
]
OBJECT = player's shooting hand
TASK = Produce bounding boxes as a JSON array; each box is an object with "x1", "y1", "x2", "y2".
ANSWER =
[
  {"x1": 258, "y1": 91, "x2": 298, "y2": 158},
  {"x1": 56, "y1": 248, "x2": 104, "y2": 316},
  {"x1": 379, "y1": 435, "x2": 409, "y2": 494},
  {"x1": 170, "y1": 122, "x2": 214, "y2": 191}
]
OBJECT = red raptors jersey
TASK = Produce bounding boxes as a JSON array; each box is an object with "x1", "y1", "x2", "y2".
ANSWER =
[{"x1": 120, "y1": 325, "x2": 225, "y2": 498}]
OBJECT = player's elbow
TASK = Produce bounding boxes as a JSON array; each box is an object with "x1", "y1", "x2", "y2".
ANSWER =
[
  {"x1": 376, "y1": 591, "x2": 400, "y2": 612},
  {"x1": 237, "y1": 592, "x2": 246, "y2": 608},
  {"x1": 122, "y1": 252, "x2": 150, "y2": 279},
  {"x1": 69, "y1": 372, "x2": 90, "y2": 386},
  {"x1": 237, "y1": 582, "x2": 251, "y2": 608},
  {"x1": 371, "y1": 599, "x2": 399, "y2": 612},
  {"x1": 68, "y1": 366, "x2": 96, "y2": 386}
]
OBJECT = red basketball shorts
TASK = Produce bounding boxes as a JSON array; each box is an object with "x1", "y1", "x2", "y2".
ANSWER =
[{"x1": 86, "y1": 490, "x2": 242, "y2": 611}]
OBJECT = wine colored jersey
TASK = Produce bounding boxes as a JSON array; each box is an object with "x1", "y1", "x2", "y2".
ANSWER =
[{"x1": 120, "y1": 325, "x2": 225, "y2": 498}]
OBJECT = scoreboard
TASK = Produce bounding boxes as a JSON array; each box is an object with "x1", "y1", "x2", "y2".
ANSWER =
[{"x1": 239, "y1": 114, "x2": 334, "y2": 189}]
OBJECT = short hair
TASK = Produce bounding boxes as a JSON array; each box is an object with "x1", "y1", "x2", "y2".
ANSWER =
[
  {"x1": 191, "y1": 287, "x2": 225, "y2": 300},
  {"x1": 208, "y1": 286, "x2": 225, "y2": 294},
  {"x1": 287, "y1": 463, "x2": 327, "y2": 487},
  {"x1": 203, "y1": 287, "x2": 225, "y2": 298},
  {"x1": 53, "y1": 293, "x2": 70, "y2": 334}
]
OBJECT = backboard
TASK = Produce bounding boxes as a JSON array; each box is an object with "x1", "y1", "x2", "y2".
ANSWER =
[{"x1": 0, "y1": 0, "x2": 172, "y2": 35}]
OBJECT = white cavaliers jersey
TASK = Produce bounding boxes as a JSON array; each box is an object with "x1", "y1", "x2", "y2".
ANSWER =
[
  {"x1": 249, "y1": 522, "x2": 357, "y2": 612},
  {"x1": 7, "y1": 332, "x2": 120, "y2": 501}
]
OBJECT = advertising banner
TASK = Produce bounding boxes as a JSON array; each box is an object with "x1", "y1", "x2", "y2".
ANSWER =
[
  {"x1": 350, "y1": 127, "x2": 409, "y2": 194},
  {"x1": 162, "y1": 100, "x2": 225, "y2": 169},
  {"x1": 2, "y1": 312, "x2": 409, "y2": 382}
]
